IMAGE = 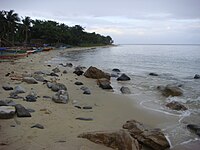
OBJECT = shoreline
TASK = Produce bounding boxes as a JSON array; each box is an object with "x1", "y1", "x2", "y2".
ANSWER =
[{"x1": 0, "y1": 46, "x2": 181, "y2": 150}]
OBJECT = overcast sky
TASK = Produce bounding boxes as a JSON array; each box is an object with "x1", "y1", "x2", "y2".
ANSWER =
[{"x1": 1, "y1": 0, "x2": 200, "y2": 44}]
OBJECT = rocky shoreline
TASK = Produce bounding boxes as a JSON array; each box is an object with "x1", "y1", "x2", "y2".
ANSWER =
[{"x1": 0, "y1": 47, "x2": 199, "y2": 150}]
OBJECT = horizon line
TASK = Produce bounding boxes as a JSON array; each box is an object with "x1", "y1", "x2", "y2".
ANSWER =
[{"x1": 117, "y1": 43, "x2": 200, "y2": 46}]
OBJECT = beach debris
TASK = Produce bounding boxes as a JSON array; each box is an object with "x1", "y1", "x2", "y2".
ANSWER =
[
  {"x1": 0, "y1": 106, "x2": 16, "y2": 119},
  {"x1": 194, "y1": 74, "x2": 200, "y2": 79},
  {"x1": 76, "y1": 117, "x2": 93, "y2": 121},
  {"x1": 112, "y1": 68, "x2": 121, "y2": 72},
  {"x1": 74, "y1": 81, "x2": 84, "y2": 85},
  {"x1": 149, "y1": 73, "x2": 159, "y2": 76},
  {"x1": 97, "y1": 78, "x2": 113, "y2": 90},
  {"x1": 117, "y1": 74, "x2": 131, "y2": 81},
  {"x1": 50, "y1": 83, "x2": 67, "y2": 92},
  {"x1": 23, "y1": 77, "x2": 38, "y2": 84},
  {"x1": 52, "y1": 90, "x2": 69, "y2": 104},
  {"x1": 31, "y1": 123, "x2": 44, "y2": 129},
  {"x1": 2, "y1": 84, "x2": 13, "y2": 91},
  {"x1": 78, "y1": 129, "x2": 141, "y2": 150},
  {"x1": 123, "y1": 120, "x2": 170, "y2": 150},
  {"x1": 52, "y1": 67, "x2": 60, "y2": 73},
  {"x1": 166, "y1": 101, "x2": 187, "y2": 111},
  {"x1": 187, "y1": 124, "x2": 200, "y2": 136},
  {"x1": 157, "y1": 84, "x2": 183, "y2": 97},
  {"x1": 84, "y1": 66, "x2": 110, "y2": 80},
  {"x1": 80, "y1": 86, "x2": 91, "y2": 95},
  {"x1": 15, "y1": 104, "x2": 31, "y2": 117},
  {"x1": 120, "y1": 86, "x2": 131, "y2": 94}
]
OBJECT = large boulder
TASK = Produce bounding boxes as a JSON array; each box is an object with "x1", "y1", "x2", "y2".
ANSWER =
[
  {"x1": 78, "y1": 129, "x2": 141, "y2": 150},
  {"x1": 117, "y1": 74, "x2": 131, "y2": 81},
  {"x1": 15, "y1": 104, "x2": 31, "y2": 117},
  {"x1": 52, "y1": 90, "x2": 69, "y2": 104},
  {"x1": 0, "y1": 106, "x2": 16, "y2": 119},
  {"x1": 123, "y1": 120, "x2": 170, "y2": 150},
  {"x1": 97, "y1": 78, "x2": 113, "y2": 90},
  {"x1": 84, "y1": 66, "x2": 110, "y2": 80},
  {"x1": 166, "y1": 101, "x2": 187, "y2": 111},
  {"x1": 157, "y1": 84, "x2": 183, "y2": 97}
]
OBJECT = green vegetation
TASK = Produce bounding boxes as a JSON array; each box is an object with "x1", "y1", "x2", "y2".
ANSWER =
[{"x1": 0, "y1": 10, "x2": 114, "y2": 47}]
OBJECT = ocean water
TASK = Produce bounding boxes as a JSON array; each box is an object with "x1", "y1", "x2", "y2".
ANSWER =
[{"x1": 49, "y1": 44, "x2": 200, "y2": 147}]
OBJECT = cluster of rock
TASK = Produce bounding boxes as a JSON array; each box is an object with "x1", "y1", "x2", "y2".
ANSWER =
[{"x1": 78, "y1": 119, "x2": 171, "y2": 150}]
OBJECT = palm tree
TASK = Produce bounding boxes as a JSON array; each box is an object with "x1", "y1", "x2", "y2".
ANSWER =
[
  {"x1": 5, "y1": 10, "x2": 20, "y2": 45},
  {"x1": 22, "y1": 16, "x2": 31, "y2": 45},
  {"x1": 0, "y1": 10, "x2": 7, "y2": 46}
]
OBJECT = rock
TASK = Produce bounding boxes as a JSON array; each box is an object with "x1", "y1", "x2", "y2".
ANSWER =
[
  {"x1": 84, "y1": 66, "x2": 111, "y2": 80},
  {"x1": 112, "y1": 68, "x2": 121, "y2": 72},
  {"x1": 0, "y1": 100, "x2": 7, "y2": 106},
  {"x1": 51, "y1": 83, "x2": 67, "y2": 92},
  {"x1": 52, "y1": 90, "x2": 69, "y2": 104},
  {"x1": 66, "y1": 63, "x2": 73, "y2": 67},
  {"x1": 23, "y1": 77, "x2": 38, "y2": 84},
  {"x1": 26, "y1": 95, "x2": 37, "y2": 102},
  {"x1": 52, "y1": 67, "x2": 60, "y2": 73},
  {"x1": 9, "y1": 93, "x2": 24, "y2": 99},
  {"x1": 43, "y1": 96, "x2": 51, "y2": 99},
  {"x1": 0, "y1": 106, "x2": 16, "y2": 119},
  {"x1": 149, "y1": 73, "x2": 159, "y2": 76},
  {"x1": 166, "y1": 101, "x2": 187, "y2": 111},
  {"x1": 15, "y1": 104, "x2": 31, "y2": 117},
  {"x1": 74, "y1": 81, "x2": 84, "y2": 85},
  {"x1": 76, "y1": 117, "x2": 93, "y2": 121},
  {"x1": 2, "y1": 84, "x2": 13, "y2": 91},
  {"x1": 97, "y1": 78, "x2": 113, "y2": 90},
  {"x1": 194, "y1": 74, "x2": 200, "y2": 79},
  {"x1": 117, "y1": 74, "x2": 131, "y2": 81},
  {"x1": 75, "y1": 105, "x2": 82, "y2": 109},
  {"x1": 120, "y1": 86, "x2": 131, "y2": 94},
  {"x1": 123, "y1": 120, "x2": 170, "y2": 150},
  {"x1": 63, "y1": 70, "x2": 67, "y2": 74},
  {"x1": 73, "y1": 70, "x2": 84, "y2": 76},
  {"x1": 187, "y1": 124, "x2": 200, "y2": 136},
  {"x1": 28, "y1": 90, "x2": 37, "y2": 97},
  {"x1": 83, "y1": 106, "x2": 92, "y2": 110},
  {"x1": 158, "y1": 84, "x2": 183, "y2": 97},
  {"x1": 78, "y1": 129, "x2": 141, "y2": 150},
  {"x1": 33, "y1": 74, "x2": 46, "y2": 82},
  {"x1": 0, "y1": 100, "x2": 16, "y2": 106},
  {"x1": 13, "y1": 85, "x2": 26, "y2": 94},
  {"x1": 27, "y1": 108, "x2": 35, "y2": 113},
  {"x1": 80, "y1": 86, "x2": 91, "y2": 95},
  {"x1": 46, "y1": 82, "x2": 53, "y2": 88},
  {"x1": 49, "y1": 72, "x2": 59, "y2": 77},
  {"x1": 31, "y1": 124, "x2": 44, "y2": 129}
]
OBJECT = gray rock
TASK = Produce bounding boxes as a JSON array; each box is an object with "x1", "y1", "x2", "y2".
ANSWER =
[
  {"x1": 31, "y1": 123, "x2": 44, "y2": 129},
  {"x1": 98, "y1": 78, "x2": 113, "y2": 90},
  {"x1": 63, "y1": 70, "x2": 67, "y2": 74},
  {"x1": 33, "y1": 74, "x2": 46, "y2": 82},
  {"x1": 27, "y1": 108, "x2": 35, "y2": 113},
  {"x1": 111, "y1": 72, "x2": 119, "y2": 78},
  {"x1": 0, "y1": 100, "x2": 16, "y2": 106},
  {"x1": 157, "y1": 84, "x2": 183, "y2": 97},
  {"x1": 2, "y1": 84, "x2": 13, "y2": 91},
  {"x1": 76, "y1": 117, "x2": 93, "y2": 121},
  {"x1": 194, "y1": 74, "x2": 200, "y2": 79},
  {"x1": 80, "y1": 87, "x2": 91, "y2": 95},
  {"x1": 120, "y1": 86, "x2": 131, "y2": 94},
  {"x1": 0, "y1": 106, "x2": 16, "y2": 119},
  {"x1": 52, "y1": 67, "x2": 60, "y2": 73},
  {"x1": 52, "y1": 90, "x2": 69, "y2": 104},
  {"x1": 78, "y1": 129, "x2": 140, "y2": 150},
  {"x1": 46, "y1": 82, "x2": 53, "y2": 88},
  {"x1": 23, "y1": 77, "x2": 38, "y2": 84},
  {"x1": 117, "y1": 74, "x2": 131, "y2": 81},
  {"x1": 187, "y1": 124, "x2": 200, "y2": 136},
  {"x1": 9, "y1": 93, "x2": 24, "y2": 99},
  {"x1": 13, "y1": 85, "x2": 26, "y2": 94},
  {"x1": 123, "y1": 120, "x2": 170, "y2": 150},
  {"x1": 15, "y1": 104, "x2": 31, "y2": 117},
  {"x1": 149, "y1": 73, "x2": 159, "y2": 76},
  {"x1": 166, "y1": 101, "x2": 187, "y2": 111},
  {"x1": 74, "y1": 81, "x2": 84, "y2": 85},
  {"x1": 112, "y1": 68, "x2": 121, "y2": 72},
  {"x1": 26, "y1": 95, "x2": 37, "y2": 102},
  {"x1": 28, "y1": 90, "x2": 37, "y2": 97},
  {"x1": 49, "y1": 72, "x2": 59, "y2": 77},
  {"x1": 0, "y1": 100, "x2": 7, "y2": 106},
  {"x1": 73, "y1": 70, "x2": 84, "y2": 76},
  {"x1": 51, "y1": 83, "x2": 67, "y2": 92},
  {"x1": 66, "y1": 63, "x2": 73, "y2": 67}
]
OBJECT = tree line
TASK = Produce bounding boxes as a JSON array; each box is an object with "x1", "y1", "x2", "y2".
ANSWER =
[{"x1": 0, "y1": 10, "x2": 114, "y2": 47}]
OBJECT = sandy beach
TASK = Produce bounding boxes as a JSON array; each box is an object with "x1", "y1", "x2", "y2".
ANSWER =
[{"x1": 0, "y1": 47, "x2": 180, "y2": 150}]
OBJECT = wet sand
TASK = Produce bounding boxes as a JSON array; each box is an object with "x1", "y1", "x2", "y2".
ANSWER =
[{"x1": 0, "y1": 47, "x2": 180, "y2": 150}]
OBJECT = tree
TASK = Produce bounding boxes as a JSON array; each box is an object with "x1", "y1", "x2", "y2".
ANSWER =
[{"x1": 22, "y1": 16, "x2": 31, "y2": 44}]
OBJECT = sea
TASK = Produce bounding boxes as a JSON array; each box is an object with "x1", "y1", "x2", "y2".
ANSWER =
[{"x1": 48, "y1": 44, "x2": 200, "y2": 147}]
